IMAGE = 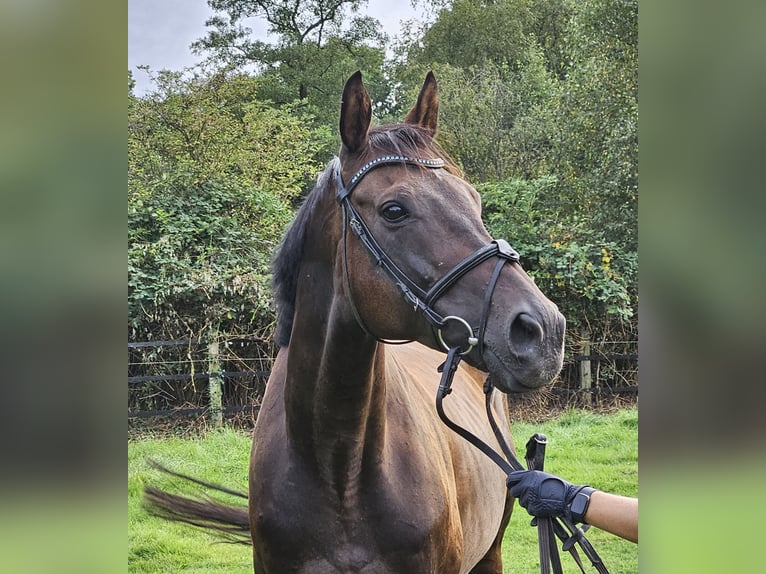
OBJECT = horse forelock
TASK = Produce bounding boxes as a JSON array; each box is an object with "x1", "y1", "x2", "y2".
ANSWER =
[
  {"x1": 365, "y1": 124, "x2": 461, "y2": 176},
  {"x1": 272, "y1": 158, "x2": 339, "y2": 348}
]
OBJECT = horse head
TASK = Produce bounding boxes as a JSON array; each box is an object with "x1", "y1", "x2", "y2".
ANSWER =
[{"x1": 334, "y1": 71, "x2": 565, "y2": 393}]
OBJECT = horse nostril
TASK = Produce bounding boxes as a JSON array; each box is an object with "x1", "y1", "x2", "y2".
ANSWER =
[{"x1": 509, "y1": 312, "x2": 544, "y2": 355}]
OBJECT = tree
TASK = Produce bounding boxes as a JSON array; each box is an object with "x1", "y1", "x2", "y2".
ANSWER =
[
  {"x1": 549, "y1": 0, "x2": 638, "y2": 251},
  {"x1": 526, "y1": 0, "x2": 574, "y2": 80},
  {"x1": 391, "y1": 0, "x2": 564, "y2": 182},
  {"x1": 407, "y1": 0, "x2": 572, "y2": 77},
  {"x1": 480, "y1": 177, "x2": 637, "y2": 334},
  {"x1": 418, "y1": 61, "x2": 556, "y2": 182},
  {"x1": 192, "y1": 0, "x2": 390, "y2": 126},
  {"x1": 482, "y1": 0, "x2": 638, "y2": 338},
  {"x1": 414, "y1": 0, "x2": 536, "y2": 71},
  {"x1": 129, "y1": 68, "x2": 332, "y2": 341}
]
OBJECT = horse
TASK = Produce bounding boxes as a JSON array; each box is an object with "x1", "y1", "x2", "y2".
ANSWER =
[{"x1": 145, "y1": 71, "x2": 565, "y2": 573}]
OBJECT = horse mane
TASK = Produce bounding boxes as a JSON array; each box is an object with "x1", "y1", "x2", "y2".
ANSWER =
[
  {"x1": 272, "y1": 158, "x2": 338, "y2": 348},
  {"x1": 271, "y1": 124, "x2": 460, "y2": 347}
]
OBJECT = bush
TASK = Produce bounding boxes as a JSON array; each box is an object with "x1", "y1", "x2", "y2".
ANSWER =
[
  {"x1": 480, "y1": 176, "x2": 637, "y2": 337},
  {"x1": 129, "y1": 68, "x2": 332, "y2": 341}
]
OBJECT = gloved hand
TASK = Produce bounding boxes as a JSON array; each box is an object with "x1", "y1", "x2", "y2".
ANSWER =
[{"x1": 506, "y1": 469, "x2": 595, "y2": 523}]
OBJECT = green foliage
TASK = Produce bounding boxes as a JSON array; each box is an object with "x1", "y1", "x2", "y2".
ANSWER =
[
  {"x1": 129, "y1": 68, "x2": 331, "y2": 341},
  {"x1": 413, "y1": 60, "x2": 557, "y2": 182},
  {"x1": 526, "y1": 0, "x2": 574, "y2": 79},
  {"x1": 405, "y1": 0, "x2": 573, "y2": 79},
  {"x1": 480, "y1": 177, "x2": 637, "y2": 332},
  {"x1": 392, "y1": 1, "x2": 566, "y2": 182},
  {"x1": 193, "y1": 0, "x2": 390, "y2": 126},
  {"x1": 254, "y1": 34, "x2": 390, "y2": 127},
  {"x1": 548, "y1": 0, "x2": 638, "y2": 250},
  {"x1": 414, "y1": 0, "x2": 536, "y2": 70},
  {"x1": 392, "y1": 0, "x2": 637, "y2": 339},
  {"x1": 128, "y1": 0, "x2": 637, "y2": 346},
  {"x1": 128, "y1": 172, "x2": 274, "y2": 339}
]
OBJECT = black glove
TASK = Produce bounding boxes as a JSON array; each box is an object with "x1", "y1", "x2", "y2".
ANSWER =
[{"x1": 506, "y1": 469, "x2": 596, "y2": 524}]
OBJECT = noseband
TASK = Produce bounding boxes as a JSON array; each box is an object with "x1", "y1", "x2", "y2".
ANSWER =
[{"x1": 335, "y1": 155, "x2": 520, "y2": 354}]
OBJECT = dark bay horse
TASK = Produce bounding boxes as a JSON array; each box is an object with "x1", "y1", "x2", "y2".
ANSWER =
[{"x1": 146, "y1": 72, "x2": 565, "y2": 573}]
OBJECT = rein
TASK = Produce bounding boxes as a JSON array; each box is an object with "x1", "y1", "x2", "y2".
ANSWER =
[
  {"x1": 436, "y1": 348, "x2": 609, "y2": 574},
  {"x1": 336, "y1": 154, "x2": 609, "y2": 574}
]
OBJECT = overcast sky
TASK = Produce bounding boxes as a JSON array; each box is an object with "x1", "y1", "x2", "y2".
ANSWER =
[{"x1": 128, "y1": 0, "x2": 422, "y2": 95}]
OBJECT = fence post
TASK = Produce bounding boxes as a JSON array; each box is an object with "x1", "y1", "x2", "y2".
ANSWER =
[
  {"x1": 580, "y1": 336, "x2": 592, "y2": 407},
  {"x1": 207, "y1": 334, "x2": 223, "y2": 428}
]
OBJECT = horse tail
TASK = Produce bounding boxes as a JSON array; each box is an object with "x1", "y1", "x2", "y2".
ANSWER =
[{"x1": 143, "y1": 460, "x2": 252, "y2": 545}]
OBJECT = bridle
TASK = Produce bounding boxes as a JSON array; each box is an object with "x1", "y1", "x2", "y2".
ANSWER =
[
  {"x1": 335, "y1": 154, "x2": 609, "y2": 574},
  {"x1": 335, "y1": 154, "x2": 520, "y2": 355}
]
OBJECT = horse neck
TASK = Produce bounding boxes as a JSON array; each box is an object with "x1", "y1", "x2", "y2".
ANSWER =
[{"x1": 283, "y1": 255, "x2": 388, "y2": 496}]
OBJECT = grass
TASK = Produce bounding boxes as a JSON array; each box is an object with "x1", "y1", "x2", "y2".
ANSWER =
[
  {"x1": 129, "y1": 428, "x2": 253, "y2": 573},
  {"x1": 501, "y1": 407, "x2": 638, "y2": 572},
  {"x1": 129, "y1": 407, "x2": 638, "y2": 573}
]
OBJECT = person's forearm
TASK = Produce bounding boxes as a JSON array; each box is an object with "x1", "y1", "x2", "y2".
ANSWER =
[{"x1": 584, "y1": 491, "x2": 638, "y2": 543}]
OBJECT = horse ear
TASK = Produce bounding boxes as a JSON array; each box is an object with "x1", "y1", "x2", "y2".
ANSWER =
[
  {"x1": 405, "y1": 71, "x2": 439, "y2": 134},
  {"x1": 340, "y1": 71, "x2": 372, "y2": 154}
]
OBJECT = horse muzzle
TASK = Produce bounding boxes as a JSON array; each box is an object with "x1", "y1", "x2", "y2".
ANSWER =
[{"x1": 482, "y1": 305, "x2": 566, "y2": 393}]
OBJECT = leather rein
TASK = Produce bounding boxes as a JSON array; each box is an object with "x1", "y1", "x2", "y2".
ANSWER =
[{"x1": 335, "y1": 155, "x2": 609, "y2": 574}]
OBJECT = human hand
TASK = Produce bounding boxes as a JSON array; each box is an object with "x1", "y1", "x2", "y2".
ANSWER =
[{"x1": 506, "y1": 469, "x2": 594, "y2": 523}]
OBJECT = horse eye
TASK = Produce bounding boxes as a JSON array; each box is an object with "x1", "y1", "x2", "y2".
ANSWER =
[{"x1": 380, "y1": 201, "x2": 408, "y2": 223}]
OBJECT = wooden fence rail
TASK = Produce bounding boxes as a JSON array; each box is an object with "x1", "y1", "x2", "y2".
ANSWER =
[{"x1": 128, "y1": 339, "x2": 637, "y2": 425}]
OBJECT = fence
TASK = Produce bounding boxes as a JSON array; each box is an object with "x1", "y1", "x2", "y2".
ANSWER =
[
  {"x1": 128, "y1": 337, "x2": 637, "y2": 428},
  {"x1": 505, "y1": 337, "x2": 638, "y2": 418},
  {"x1": 128, "y1": 337, "x2": 273, "y2": 427}
]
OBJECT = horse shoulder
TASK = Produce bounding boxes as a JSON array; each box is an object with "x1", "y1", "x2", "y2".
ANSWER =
[{"x1": 386, "y1": 344, "x2": 512, "y2": 571}]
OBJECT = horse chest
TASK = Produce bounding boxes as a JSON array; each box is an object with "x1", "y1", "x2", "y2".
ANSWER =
[{"x1": 251, "y1": 457, "x2": 460, "y2": 573}]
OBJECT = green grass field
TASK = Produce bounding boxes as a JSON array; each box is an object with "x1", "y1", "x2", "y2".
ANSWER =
[{"x1": 129, "y1": 407, "x2": 637, "y2": 573}]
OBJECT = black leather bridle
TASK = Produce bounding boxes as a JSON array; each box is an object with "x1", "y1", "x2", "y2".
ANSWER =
[
  {"x1": 335, "y1": 154, "x2": 519, "y2": 354},
  {"x1": 335, "y1": 154, "x2": 609, "y2": 574}
]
